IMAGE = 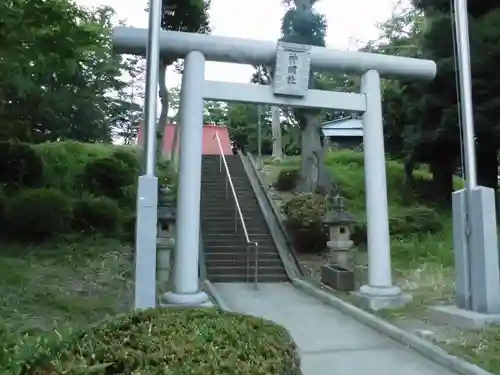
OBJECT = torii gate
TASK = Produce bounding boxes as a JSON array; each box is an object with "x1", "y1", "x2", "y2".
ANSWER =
[{"x1": 112, "y1": 26, "x2": 436, "y2": 310}]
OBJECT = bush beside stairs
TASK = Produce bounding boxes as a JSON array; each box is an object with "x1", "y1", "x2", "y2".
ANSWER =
[{"x1": 201, "y1": 155, "x2": 288, "y2": 282}]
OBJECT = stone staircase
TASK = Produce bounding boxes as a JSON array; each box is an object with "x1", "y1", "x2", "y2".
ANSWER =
[{"x1": 200, "y1": 155, "x2": 288, "y2": 282}]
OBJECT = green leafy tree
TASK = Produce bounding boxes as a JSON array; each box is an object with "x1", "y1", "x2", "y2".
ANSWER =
[
  {"x1": 167, "y1": 86, "x2": 181, "y2": 123},
  {"x1": 367, "y1": 1, "x2": 500, "y2": 204},
  {"x1": 410, "y1": 1, "x2": 500, "y2": 199},
  {"x1": 109, "y1": 56, "x2": 146, "y2": 144},
  {"x1": 204, "y1": 102, "x2": 228, "y2": 125},
  {"x1": 226, "y1": 103, "x2": 272, "y2": 154},
  {"x1": 0, "y1": 0, "x2": 128, "y2": 143}
]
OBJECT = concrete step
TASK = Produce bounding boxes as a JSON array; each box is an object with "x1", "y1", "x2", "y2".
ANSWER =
[
  {"x1": 205, "y1": 244, "x2": 277, "y2": 252},
  {"x1": 202, "y1": 228, "x2": 270, "y2": 236},
  {"x1": 202, "y1": 161, "x2": 242, "y2": 166},
  {"x1": 207, "y1": 273, "x2": 288, "y2": 282},
  {"x1": 201, "y1": 180, "x2": 250, "y2": 185},
  {"x1": 202, "y1": 223, "x2": 269, "y2": 230},
  {"x1": 201, "y1": 211, "x2": 262, "y2": 218},
  {"x1": 202, "y1": 227, "x2": 270, "y2": 235},
  {"x1": 202, "y1": 197, "x2": 256, "y2": 202},
  {"x1": 202, "y1": 214, "x2": 263, "y2": 220},
  {"x1": 204, "y1": 251, "x2": 280, "y2": 261},
  {"x1": 205, "y1": 258, "x2": 283, "y2": 268},
  {"x1": 201, "y1": 196, "x2": 257, "y2": 202},
  {"x1": 201, "y1": 203, "x2": 261, "y2": 211},
  {"x1": 201, "y1": 220, "x2": 270, "y2": 229},
  {"x1": 201, "y1": 184, "x2": 253, "y2": 189},
  {"x1": 203, "y1": 233, "x2": 275, "y2": 244},
  {"x1": 200, "y1": 209, "x2": 262, "y2": 214},
  {"x1": 206, "y1": 265, "x2": 286, "y2": 276},
  {"x1": 201, "y1": 218, "x2": 268, "y2": 227},
  {"x1": 201, "y1": 173, "x2": 247, "y2": 178}
]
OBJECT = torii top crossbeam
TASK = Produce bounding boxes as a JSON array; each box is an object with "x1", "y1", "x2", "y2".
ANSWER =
[{"x1": 112, "y1": 27, "x2": 436, "y2": 81}]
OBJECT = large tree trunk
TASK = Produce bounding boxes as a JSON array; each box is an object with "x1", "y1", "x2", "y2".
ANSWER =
[
  {"x1": 403, "y1": 153, "x2": 416, "y2": 191},
  {"x1": 157, "y1": 60, "x2": 169, "y2": 161},
  {"x1": 476, "y1": 138, "x2": 498, "y2": 191},
  {"x1": 429, "y1": 158, "x2": 454, "y2": 204},
  {"x1": 271, "y1": 106, "x2": 283, "y2": 160},
  {"x1": 170, "y1": 124, "x2": 180, "y2": 169},
  {"x1": 297, "y1": 114, "x2": 332, "y2": 193}
]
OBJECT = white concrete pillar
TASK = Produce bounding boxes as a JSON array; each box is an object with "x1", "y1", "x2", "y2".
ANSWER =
[
  {"x1": 134, "y1": 175, "x2": 158, "y2": 309},
  {"x1": 271, "y1": 106, "x2": 283, "y2": 159},
  {"x1": 163, "y1": 51, "x2": 209, "y2": 306},
  {"x1": 356, "y1": 70, "x2": 408, "y2": 309}
]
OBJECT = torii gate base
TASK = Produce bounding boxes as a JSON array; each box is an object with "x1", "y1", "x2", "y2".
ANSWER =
[{"x1": 113, "y1": 27, "x2": 437, "y2": 310}]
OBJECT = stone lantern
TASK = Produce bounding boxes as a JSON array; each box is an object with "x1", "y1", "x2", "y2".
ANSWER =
[
  {"x1": 157, "y1": 185, "x2": 176, "y2": 297},
  {"x1": 321, "y1": 193, "x2": 357, "y2": 291}
]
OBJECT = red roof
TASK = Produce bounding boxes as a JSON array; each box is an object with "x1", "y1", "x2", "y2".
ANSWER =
[{"x1": 137, "y1": 123, "x2": 232, "y2": 156}]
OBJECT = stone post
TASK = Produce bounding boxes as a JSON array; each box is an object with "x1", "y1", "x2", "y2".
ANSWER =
[{"x1": 157, "y1": 185, "x2": 176, "y2": 299}]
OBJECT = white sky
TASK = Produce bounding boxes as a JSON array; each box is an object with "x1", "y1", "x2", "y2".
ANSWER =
[{"x1": 76, "y1": 0, "x2": 399, "y2": 89}]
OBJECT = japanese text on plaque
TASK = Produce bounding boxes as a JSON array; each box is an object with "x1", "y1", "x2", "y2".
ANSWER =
[{"x1": 286, "y1": 52, "x2": 298, "y2": 85}]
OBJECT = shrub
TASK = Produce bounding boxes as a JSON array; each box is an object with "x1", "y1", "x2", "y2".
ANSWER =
[
  {"x1": 283, "y1": 193, "x2": 328, "y2": 253},
  {"x1": 351, "y1": 220, "x2": 367, "y2": 245},
  {"x1": 346, "y1": 207, "x2": 442, "y2": 244},
  {"x1": 34, "y1": 141, "x2": 112, "y2": 193},
  {"x1": 121, "y1": 213, "x2": 136, "y2": 242},
  {"x1": 81, "y1": 156, "x2": 135, "y2": 199},
  {"x1": 73, "y1": 195, "x2": 121, "y2": 235},
  {"x1": 390, "y1": 206, "x2": 443, "y2": 236},
  {"x1": 4, "y1": 188, "x2": 73, "y2": 240},
  {"x1": 118, "y1": 184, "x2": 137, "y2": 209},
  {"x1": 274, "y1": 168, "x2": 300, "y2": 191},
  {"x1": 16, "y1": 308, "x2": 302, "y2": 375},
  {"x1": 0, "y1": 142, "x2": 43, "y2": 190},
  {"x1": 0, "y1": 188, "x2": 5, "y2": 232},
  {"x1": 111, "y1": 148, "x2": 140, "y2": 173}
]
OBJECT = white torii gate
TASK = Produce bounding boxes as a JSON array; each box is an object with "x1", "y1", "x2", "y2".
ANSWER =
[{"x1": 112, "y1": 27, "x2": 436, "y2": 310}]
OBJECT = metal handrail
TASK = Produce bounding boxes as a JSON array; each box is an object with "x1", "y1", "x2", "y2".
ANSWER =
[{"x1": 213, "y1": 132, "x2": 259, "y2": 288}]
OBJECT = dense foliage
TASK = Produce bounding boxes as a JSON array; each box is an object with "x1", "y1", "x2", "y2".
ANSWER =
[
  {"x1": 277, "y1": 151, "x2": 446, "y2": 256},
  {"x1": 367, "y1": 1, "x2": 500, "y2": 204},
  {"x1": 0, "y1": 0, "x2": 144, "y2": 144},
  {"x1": 0, "y1": 141, "x2": 141, "y2": 241}
]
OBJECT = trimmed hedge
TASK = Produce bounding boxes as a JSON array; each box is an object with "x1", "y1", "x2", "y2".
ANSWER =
[
  {"x1": 34, "y1": 141, "x2": 112, "y2": 193},
  {"x1": 0, "y1": 141, "x2": 43, "y2": 190},
  {"x1": 10, "y1": 308, "x2": 302, "y2": 375},
  {"x1": 4, "y1": 188, "x2": 73, "y2": 240},
  {"x1": 81, "y1": 156, "x2": 136, "y2": 200},
  {"x1": 283, "y1": 193, "x2": 328, "y2": 253},
  {"x1": 72, "y1": 194, "x2": 121, "y2": 235},
  {"x1": 274, "y1": 168, "x2": 300, "y2": 191}
]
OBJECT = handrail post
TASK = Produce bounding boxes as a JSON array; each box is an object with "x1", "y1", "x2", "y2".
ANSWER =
[
  {"x1": 225, "y1": 175, "x2": 228, "y2": 199},
  {"x1": 246, "y1": 243, "x2": 250, "y2": 283},
  {"x1": 254, "y1": 242, "x2": 259, "y2": 290},
  {"x1": 234, "y1": 204, "x2": 238, "y2": 231}
]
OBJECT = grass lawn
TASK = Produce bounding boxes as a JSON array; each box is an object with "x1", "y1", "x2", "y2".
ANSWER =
[
  {"x1": 0, "y1": 235, "x2": 133, "y2": 334},
  {"x1": 260, "y1": 151, "x2": 500, "y2": 374}
]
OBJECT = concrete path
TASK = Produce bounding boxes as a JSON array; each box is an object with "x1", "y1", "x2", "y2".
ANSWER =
[{"x1": 213, "y1": 282, "x2": 458, "y2": 375}]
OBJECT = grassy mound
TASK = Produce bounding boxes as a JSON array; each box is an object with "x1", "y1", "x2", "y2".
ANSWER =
[
  {"x1": 10, "y1": 308, "x2": 301, "y2": 375},
  {"x1": 0, "y1": 141, "x2": 151, "y2": 241},
  {"x1": 33, "y1": 141, "x2": 121, "y2": 193}
]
